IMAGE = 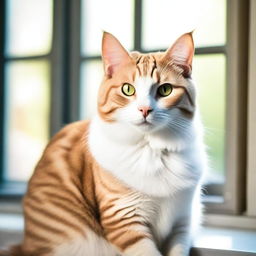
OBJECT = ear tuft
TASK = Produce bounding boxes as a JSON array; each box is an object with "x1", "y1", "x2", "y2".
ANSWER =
[
  {"x1": 163, "y1": 32, "x2": 195, "y2": 77},
  {"x1": 102, "y1": 32, "x2": 131, "y2": 77}
]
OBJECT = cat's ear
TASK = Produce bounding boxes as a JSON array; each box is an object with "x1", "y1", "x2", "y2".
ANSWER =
[
  {"x1": 102, "y1": 32, "x2": 132, "y2": 77},
  {"x1": 162, "y1": 32, "x2": 194, "y2": 77}
]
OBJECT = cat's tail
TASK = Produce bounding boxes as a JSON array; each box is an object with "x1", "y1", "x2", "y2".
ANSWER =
[
  {"x1": 0, "y1": 245, "x2": 26, "y2": 256},
  {"x1": 0, "y1": 245, "x2": 51, "y2": 256}
]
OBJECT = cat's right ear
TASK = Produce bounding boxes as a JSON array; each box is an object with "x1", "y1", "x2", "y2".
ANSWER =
[{"x1": 102, "y1": 32, "x2": 132, "y2": 77}]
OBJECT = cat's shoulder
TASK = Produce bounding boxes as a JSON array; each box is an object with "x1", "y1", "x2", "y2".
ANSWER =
[{"x1": 38, "y1": 120, "x2": 91, "y2": 157}]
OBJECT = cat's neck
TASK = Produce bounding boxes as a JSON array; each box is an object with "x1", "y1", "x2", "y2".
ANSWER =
[
  {"x1": 87, "y1": 115, "x2": 204, "y2": 197},
  {"x1": 89, "y1": 115, "x2": 197, "y2": 153}
]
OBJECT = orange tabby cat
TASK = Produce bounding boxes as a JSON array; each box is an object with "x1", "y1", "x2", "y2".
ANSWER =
[{"x1": 1, "y1": 32, "x2": 206, "y2": 256}]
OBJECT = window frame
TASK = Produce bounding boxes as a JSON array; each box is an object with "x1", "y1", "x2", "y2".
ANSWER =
[
  {"x1": 0, "y1": 0, "x2": 73, "y2": 194},
  {"x1": 205, "y1": 0, "x2": 249, "y2": 215},
  {"x1": 0, "y1": 0, "x2": 6, "y2": 184},
  {"x1": 0, "y1": 0, "x2": 255, "y2": 229},
  {"x1": 246, "y1": 0, "x2": 256, "y2": 218}
]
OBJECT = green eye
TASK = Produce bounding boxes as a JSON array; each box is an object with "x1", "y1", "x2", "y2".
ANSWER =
[
  {"x1": 122, "y1": 83, "x2": 136, "y2": 96},
  {"x1": 157, "y1": 83, "x2": 173, "y2": 97}
]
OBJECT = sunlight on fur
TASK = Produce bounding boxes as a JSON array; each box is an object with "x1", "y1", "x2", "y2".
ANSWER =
[{"x1": 0, "y1": 32, "x2": 207, "y2": 256}]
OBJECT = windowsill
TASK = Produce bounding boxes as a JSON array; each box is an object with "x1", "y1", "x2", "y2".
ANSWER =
[
  {"x1": 192, "y1": 227, "x2": 256, "y2": 256},
  {"x1": 0, "y1": 213, "x2": 256, "y2": 255},
  {"x1": 0, "y1": 181, "x2": 27, "y2": 197}
]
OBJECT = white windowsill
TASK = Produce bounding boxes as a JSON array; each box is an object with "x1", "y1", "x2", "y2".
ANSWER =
[{"x1": 0, "y1": 213, "x2": 256, "y2": 255}]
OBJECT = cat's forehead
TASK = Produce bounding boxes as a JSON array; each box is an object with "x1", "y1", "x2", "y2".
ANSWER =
[
  {"x1": 132, "y1": 53, "x2": 158, "y2": 78},
  {"x1": 130, "y1": 52, "x2": 187, "y2": 87}
]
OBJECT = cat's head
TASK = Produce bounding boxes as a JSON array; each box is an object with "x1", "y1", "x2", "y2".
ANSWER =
[{"x1": 97, "y1": 32, "x2": 195, "y2": 135}]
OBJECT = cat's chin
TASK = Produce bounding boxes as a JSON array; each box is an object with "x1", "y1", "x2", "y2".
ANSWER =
[
  {"x1": 130, "y1": 118, "x2": 170, "y2": 134},
  {"x1": 129, "y1": 119, "x2": 155, "y2": 133}
]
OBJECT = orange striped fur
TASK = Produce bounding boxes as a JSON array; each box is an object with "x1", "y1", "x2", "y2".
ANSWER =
[{"x1": 1, "y1": 32, "x2": 206, "y2": 256}]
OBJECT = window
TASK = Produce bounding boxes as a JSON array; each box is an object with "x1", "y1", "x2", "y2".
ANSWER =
[
  {"x1": 0, "y1": 0, "x2": 255, "y2": 228},
  {"x1": 1, "y1": 0, "x2": 52, "y2": 184}
]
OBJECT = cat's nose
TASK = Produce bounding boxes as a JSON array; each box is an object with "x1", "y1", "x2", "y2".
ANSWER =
[{"x1": 138, "y1": 106, "x2": 153, "y2": 118}]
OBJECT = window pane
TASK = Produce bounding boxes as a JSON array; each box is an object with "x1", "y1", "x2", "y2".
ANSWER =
[
  {"x1": 80, "y1": 61, "x2": 103, "y2": 119},
  {"x1": 81, "y1": 0, "x2": 134, "y2": 56},
  {"x1": 193, "y1": 54, "x2": 226, "y2": 183},
  {"x1": 4, "y1": 60, "x2": 50, "y2": 181},
  {"x1": 5, "y1": 0, "x2": 53, "y2": 57},
  {"x1": 142, "y1": 0, "x2": 226, "y2": 50}
]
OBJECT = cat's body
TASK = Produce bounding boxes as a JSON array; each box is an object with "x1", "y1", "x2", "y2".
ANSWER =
[{"x1": 1, "y1": 32, "x2": 206, "y2": 256}]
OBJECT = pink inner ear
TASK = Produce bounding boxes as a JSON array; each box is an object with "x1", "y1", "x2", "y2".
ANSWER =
[
  {"x1": 164, "y1": 33, "x2": 194, "y2": 76},
  {"x1": 102, "y1": 32, "x2": 131, "y2": 77}
]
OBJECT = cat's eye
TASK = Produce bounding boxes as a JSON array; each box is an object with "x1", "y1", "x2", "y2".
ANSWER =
[
  {"x1": 122, "y1": 83, "x2": 136, "y2": 96},
  {"x1": 157, "y1": 83, "x2": 173, "y2": 97}
]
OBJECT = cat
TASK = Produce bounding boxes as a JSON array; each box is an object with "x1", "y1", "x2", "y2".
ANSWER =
[{"x1": 1, "y1": 31, "x2": 207, "y2": 256}]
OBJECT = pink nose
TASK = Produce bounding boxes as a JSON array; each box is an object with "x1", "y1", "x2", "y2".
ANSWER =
[{"x1": 138, "y1": 106, "x2": 153, "y2": 118}]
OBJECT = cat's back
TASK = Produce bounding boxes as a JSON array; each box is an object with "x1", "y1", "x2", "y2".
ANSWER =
[
  {"x1": 21, "y1": 120, "x2": 106, "y2": 254},
  {"x1": 31, "y1": 120, "x2": 90, "y2": 178},
  {"x1": 46, "y1": 120, "x2": 89, "y2": 155}
]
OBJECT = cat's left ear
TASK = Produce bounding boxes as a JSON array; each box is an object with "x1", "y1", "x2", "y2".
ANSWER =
[
  {"x1": 102, "y1": 32, "x2": 132, "y2": 77},
  {"x1": 162, "y1": 32, "x2": 194, "y2": 77}
]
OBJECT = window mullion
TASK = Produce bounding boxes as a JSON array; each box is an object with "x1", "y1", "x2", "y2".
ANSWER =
[
  {"x1": 50, "y1": 0, "x2": 69, "y2": 135},
  {"x1": 247, "y1": 0, "x2": 256, "y2": 217},
  {"x1": 68, "y1": 0, "x2": 82, "y2": 122},
  {"x1": 134, "y1": 0, "x2": 143, "y2": 51},
  {"x1": 223, "y1": 0, "x2": 249, "y2": 214},
  {"x1": 0, "y1": 0, "x2": 6, "y2": 182}
]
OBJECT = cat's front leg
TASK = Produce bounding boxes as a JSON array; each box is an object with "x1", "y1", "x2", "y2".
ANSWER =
[
  {"x1": 165, "y1": 224, "x2": 192, "y2": 256},
  {"x1": 122, "y1": 237, "x2": 163, "y2": 256}
]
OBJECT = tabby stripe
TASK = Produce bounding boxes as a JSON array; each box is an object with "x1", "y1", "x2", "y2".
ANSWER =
[
  {"x1": 26, "y1": 200, "x2": 85, "y2": 236},
  {"x1": 58, "y1": 143, "x2": 71, "y2": 151},
  {"x1": 105, "y1": 220, "x2": 143, "y2": 232},
  {"x1": 46, "y1": 197, "x2": 96, "y2": 232},
  {"x1": 102, "y1": 214, "x2": 141, "y2": 227},
  {"x1": 118, "y1": 234, "x2": 147, "y2": 251},
  {"x1": 136, "y1": 55, "x2": 143, "y2": 64},
  {"x1": 150, "y1": 59, "x2": 157, "y2": 78},
  {"x1": 44, "y1": 171, "x2": 63, "y2": 183},
  {"x1": 100, "y1": 106, "x2": 119, "y2": 116},
  {"x1": 106, "y1": 221, "x2": 143, "y2": 241},
  {"x1": 42, "y1": 190, "x2": 95, "y2": 219},
  {"x1": 22, "y1": 245, "x2": 51, "y2": 256},
  {"x1": 60, "y1": 182, "x2": 87, "y2": 206},
  {"x1": 99, "y1": 84, "x2": 121, "y2": 107},
  {"x1": 25, "y1": 208, "x2": 65, "y2": 236},
  {"x1": 31, "y1": 181, "x2": 84, "y2": 207},
  {"x1": 26, "y1": 228, "x2": 52, "y2": 244},
  {"x1": 100, "y1": 197, "x2": 117, "y2": 212},
  {"x1": 103, "y1": 206, "x2": 134, "y2": 220},
  {"x1": 98, "y1": 174, "x2": 124, "y2": 194},
  {"x1": 48, "y1": 130, "x2": 68, "y2": 145},
  {"x1": 136, "y1": 65, "x2": 142, "y2": 76}
]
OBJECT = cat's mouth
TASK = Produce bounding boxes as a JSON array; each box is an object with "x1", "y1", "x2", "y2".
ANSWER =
[{"x1": 137, "y1": 119, "x2": 153, "y2": 126}]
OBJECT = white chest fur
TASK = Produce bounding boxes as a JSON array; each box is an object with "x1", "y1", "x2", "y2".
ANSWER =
[
  {"x1": 88, "y1": 117, "x2": 205, "y2": 198},
  {"x1": 88, "y1": 116, "x2": 205, "y2": 246}
]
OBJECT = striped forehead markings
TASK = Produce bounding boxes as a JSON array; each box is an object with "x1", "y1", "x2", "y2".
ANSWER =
[{"x1": 136, "y1": 54, "x2": 157, "y2": 78}]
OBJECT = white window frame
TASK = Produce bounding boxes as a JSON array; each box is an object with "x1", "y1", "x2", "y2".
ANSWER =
[
  {"x1": 205, "y1": 0, "x2": 248, "y2": 214},
  {"x1": 246, "y1": 0, "x2": 256, "y2": 218},
  {"x1": 204, "y1": 0, "x2": 256, "y2": 229}
]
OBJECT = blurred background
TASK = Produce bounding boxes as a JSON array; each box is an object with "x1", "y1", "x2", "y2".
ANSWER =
[
  {"x1": 0, "y1": 0, "x2": 226, "y2": 187},
  {"x1": 1, "y1": 0, "x2": 256, "y2": 252}
]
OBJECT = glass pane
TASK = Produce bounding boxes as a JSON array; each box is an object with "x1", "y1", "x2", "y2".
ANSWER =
[
  {"x1": 193, "y1": 54, "x2": 226, "y2": 183},
  {"x1": 4, "y1": 60, "x2": 50, "y2": 181},
  {"x1": 80, "y1": 61, "x2": 103, "y2": 119},
  {"x1": 142, "y1": 0, "x2": 226, "y2": 50},
  {"x1": 5, "y1": 0, "x2": 53, "y2": 57},
  {"x1": 81, "y1": 0, "x2": 134, "y2": 56}
]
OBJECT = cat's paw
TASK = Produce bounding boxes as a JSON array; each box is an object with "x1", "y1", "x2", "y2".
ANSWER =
[{"x1": 166, "y1": 245, "x2": 189, "y2": 256}]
